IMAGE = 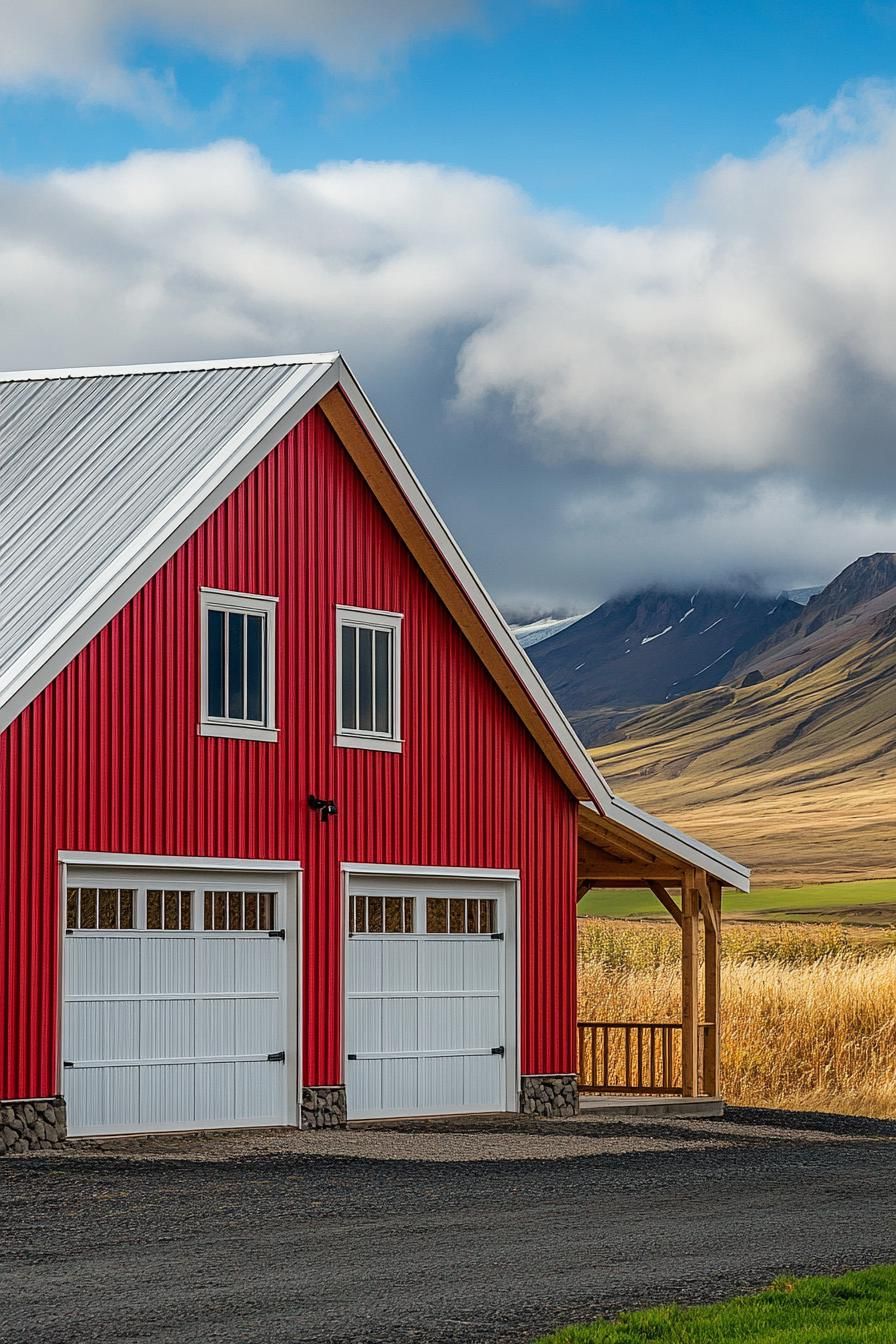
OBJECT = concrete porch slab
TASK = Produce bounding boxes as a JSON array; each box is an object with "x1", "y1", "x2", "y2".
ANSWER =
[{"x1": 579, "y1": 1095, "x2": 725, "y2": 1119}]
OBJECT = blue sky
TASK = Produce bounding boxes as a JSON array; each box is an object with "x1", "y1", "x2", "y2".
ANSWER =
[
  {"x1": 3, "y1": 1, "x2": 896, "y2": 612},
  {"x1": 5, "y1": 1, "x2": 896, "y2": 223}
]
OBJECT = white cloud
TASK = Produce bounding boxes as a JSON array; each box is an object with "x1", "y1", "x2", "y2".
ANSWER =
[
  {"x1": 0, "y1": 0, "x2": 478, "y2": 107},
  {"x1": 3, "y1": 83, "x2": 896, "y2": 606}
]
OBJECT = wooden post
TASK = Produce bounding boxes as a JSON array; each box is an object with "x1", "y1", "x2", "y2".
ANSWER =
[
  {"x1": 703, "y1": 876, "x2": 722, "y2": 1098},
  {"x1": 681, "y1": 869, "x2": 700, "y2": 1097}
]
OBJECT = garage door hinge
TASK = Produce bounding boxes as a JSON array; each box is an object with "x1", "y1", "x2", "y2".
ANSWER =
[
  {"x1": 63, "y1": 1060, "x2": 74, "y2": 1068},
  {"x1": 268, "y1": 928, "x2": 286, "y2": 939},
  {"x1": 267, "y1": 1050, "x2": 286, "y2": 1063},
  {"x1": 490, "y1": 931, "x2": 504, "y2": 940},
  {"x1": 347, "y1": 1053, "x2": 357, "y2": 1061},
  {"x1": 491, "y1": 1046, "x2": 505, "y2": 1057}
]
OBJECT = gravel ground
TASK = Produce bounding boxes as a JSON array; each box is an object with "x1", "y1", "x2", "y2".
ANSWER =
[{"x1": 2, "y1": 1107, "x2": 895, "y2": 1344}]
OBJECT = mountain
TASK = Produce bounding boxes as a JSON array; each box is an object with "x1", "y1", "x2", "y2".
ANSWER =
[
  {"x1": 530, "y1": 587, "x2": 801, "y2": 744},
  {"x1": 591, "y1": 555, "x2": 896, "y2": 885},
  {"x1": 511, "y1": 614, "x2": 585, "y2": 648}
]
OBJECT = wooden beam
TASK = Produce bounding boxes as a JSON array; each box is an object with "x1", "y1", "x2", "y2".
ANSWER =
[
  {"x1": 681, "y1": 868, "x2": 700, "y2": 1098},
  {"x1": 578, "y1": 866, "x2": 686, "y2": 883},
  {"x1": 648, "y1": 882, "x2": 682, "y2": 927},
  {"x1": 578, "y1": 817, "x2": 660, "y2": 865},
  {"x1": 319, "y1": 387, "x2": 588, "y2": 799},
  {"x1": 703, "y1": 876, "x2": 722, "y2": 1097}
]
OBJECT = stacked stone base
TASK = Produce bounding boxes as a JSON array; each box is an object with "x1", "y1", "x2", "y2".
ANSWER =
[
  {"x1": 520, "y1": 1074, "x2": 579, "y2": 1118},
  {"x1": 301, "y1": 1085, "x2": 348, "y2": 1129},
  {"x1": 0, "y1": 1098, "x2": 67, "y2": 1154}
]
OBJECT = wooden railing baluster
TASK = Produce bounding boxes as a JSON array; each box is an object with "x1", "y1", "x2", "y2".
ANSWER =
[{"x1": 576, "y1": 1021, "x2": 686, "y2": 1095}]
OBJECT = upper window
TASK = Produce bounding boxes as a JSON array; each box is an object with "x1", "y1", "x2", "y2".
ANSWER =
[
  {"x1": 336, "y1": 605, "x2": 402, "y2": 753},
  {"x1": 200, "y1": 589, "x2": 278, "y2": 742}
]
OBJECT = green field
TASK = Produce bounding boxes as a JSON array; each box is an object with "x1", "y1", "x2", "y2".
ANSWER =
[
  {"x1": 578, "y1": 878, "x2": 896, "y2": 923},
  {"x1": 537, "y1": 1266, "x2": 896, "y2": 1343}
]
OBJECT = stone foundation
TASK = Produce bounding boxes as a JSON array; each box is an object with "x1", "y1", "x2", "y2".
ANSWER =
[
  {"x1": 301, "y1": 1085, "x2": 348, "y2": 1129},
  {"x1": 0, "y1": 1097, "x2": 67, "y2": 1154},
  {"x1": 520, "y1": 1075, "x2": 579, "y2": 1118}
]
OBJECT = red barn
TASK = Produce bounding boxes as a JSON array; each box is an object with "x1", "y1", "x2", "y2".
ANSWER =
[{"x1": 0, "y1": 354, "x2": 747, "y2": 1148}]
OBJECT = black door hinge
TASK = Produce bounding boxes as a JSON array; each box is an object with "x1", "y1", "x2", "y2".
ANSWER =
[
  {"x1": 491, "y1": 1046, "x2": 505, "y2": 1057},
  {"x1": 268, "y1": 928, "x2": 286, "y2": 939},
  {"x1": 490, "y1": 931, "x2": 504, "y2": 941},
  {"x1": 267, "y1": 1050, "x2": 285, "y2": 1063},
  {"x1": 347, "y1": 1053, "x2": 357, "y2": 1061},
  {"x1": 63, "y1": 1060, "x2": 74, "y2": 1069}
]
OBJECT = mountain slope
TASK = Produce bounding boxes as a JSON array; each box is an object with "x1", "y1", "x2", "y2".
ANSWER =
[
  {"x1": 593, "y1": 595, "x2": 896, "y2": 885},
  {"x1": 531, "y1": 588, "x2": 800, "y2": 744}
]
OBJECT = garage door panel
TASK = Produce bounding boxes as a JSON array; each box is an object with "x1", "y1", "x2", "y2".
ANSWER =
[
  {"x1": 419, "y1": 995, "x2": 463, "y2": 1052},
  {"x1": 346, "y1": 939, "x2": 382, "y2": 994},
  {"x1": 197, "y1": 937, "x2": 235, "y2": 993},
  {"x1": 140, "y1": 1063, "x2": 195, "y2": 1128},
  {"x1": 419, "y1": 939, "x2": 464, "y2": 992},
  {"x1": 382, "y1": 996, "x2": 418, "y2": 1053},
  {"x1": 67, "y1": 935, "x2": 141, "y2": 997},
  {"x1": 347, "y1": 1058, "x2": 382, "y2": 1117},
  {"x1": 346, "y1": 996, "x2": 383, "y2": 1054},
  {"x1": 196, "y1": 1061, "x2": 235, "y2": 1122},
  {"x1": 381, "y1": 1057, "x2": 418, "y2": 1113},
  {"x1": 67, "y1": 1065, "x2": 140, "y2": 1132},
  {"x1": 463, "y1": 995, "x2": 501, "y2": 1050},
  {"x1": 66, "y1": 998, "x2": 140, "y2": 1063},
  {"x1": 381, "y1": 940, "x2": 418, "y2": 993},
  {"x1": 463, "y1": 940, "x2": 500, "y2": 992},
  {"x1": 141, "y1": 937, "x2": 195, "y2": 994},
  {"x1": 235, "y1": 1061, "x2": 282, "y2": 1122},
  {"x1": 195, "y1": 996, "x2": 236, "y2": 1057},
  {"x1": 463, "y1": 1054, "x2": 504, "y2": 1109},
  {"x1": 139, "y1": 998, "x2": 195, "y2": 1061},
  {"x1": 232, "y1": 995, "x2": 281, "y2": 1056},
  {"x1": 419, "y1": 1053, "x2": 465, "y2": 1111}
]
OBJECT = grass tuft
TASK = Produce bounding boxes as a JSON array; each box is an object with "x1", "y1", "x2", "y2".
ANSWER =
[{"x1": 536, "y1": 1265, "x2": 896, "y2": 1342}]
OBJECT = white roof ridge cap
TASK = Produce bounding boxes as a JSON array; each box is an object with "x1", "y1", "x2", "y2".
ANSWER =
[{"x1": 0, "y1": 353, "x2": 340, "y2": 383}]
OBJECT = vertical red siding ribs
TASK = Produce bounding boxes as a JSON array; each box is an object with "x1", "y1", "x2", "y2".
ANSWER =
[{"x1": 0, "y1": 408, "x2": 578, "y2": 1098}]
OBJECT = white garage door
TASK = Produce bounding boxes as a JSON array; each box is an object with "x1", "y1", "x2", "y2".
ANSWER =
[
  {"x1": 345, "y1": 874, "x2": 516, "y2": 1120},
  {"x1": 62, "y1": 864, "x2": 295, "y2": 1137}
]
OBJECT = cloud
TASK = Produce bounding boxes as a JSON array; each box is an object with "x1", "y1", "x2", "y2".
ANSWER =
[
  {"x1": 3, "y1": 83, "x2": 896, "y2": 610},
  {"x1": 0, "y1": 0, "x2": 479, "y2": 108}
]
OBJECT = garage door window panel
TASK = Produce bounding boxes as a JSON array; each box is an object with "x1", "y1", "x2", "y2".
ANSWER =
[
  {"x1": 204, "y1": 890, "x2": 275, "y2": 931},
  {"x1": 147, "y1": 889, "x2": 193, "y2": 930},
  {"x1": 425, "y1": 897, "x2": 496, "y2": 934},
  {"x1": 67, "y1": 887, "x2": 136, "y2": 930},
  {"x1": 351, "y1": 893, "x2": 414, "y2": 934}
]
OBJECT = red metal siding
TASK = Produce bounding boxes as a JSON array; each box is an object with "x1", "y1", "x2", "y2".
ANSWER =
[{"x1": 1, "y1": 407, "x2": 578, "y2": 1100}]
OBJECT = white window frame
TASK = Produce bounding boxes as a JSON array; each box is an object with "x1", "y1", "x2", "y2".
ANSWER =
[
  {"x1": 199, "y1": 587, "x2": 278, "y2": 742},
  {"x1": 335, "y1": 605, "x2": 403, "y2": 753}
]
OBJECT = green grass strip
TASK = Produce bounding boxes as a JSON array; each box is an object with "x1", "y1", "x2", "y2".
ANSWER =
[
  {"x1": 577, "y1": 878, "x2": 896, "y2": 921},
  {"x1": 535, "y1": 1265, "x2": 896, "y2": 1342}
]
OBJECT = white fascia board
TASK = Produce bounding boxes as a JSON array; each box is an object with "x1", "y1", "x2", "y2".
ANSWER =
[
  {"x1": 0, "y1": 359, "x2": 338, "y2": 731},
  {"x1": 586, "y1": 799, "x2": 751, "y2": 891},
  {"x1": 332, "y1": 360, "x2": 616, "y2": 812},
  {"x1": 0, "y1": 353, "x2": 341, "y2": 383},
  {"x1": 333, "y1": 359, "x2": 750, "y2": 892},
  {"x1": 60, "y1": 850, "x2": 302, "y2": 871}
]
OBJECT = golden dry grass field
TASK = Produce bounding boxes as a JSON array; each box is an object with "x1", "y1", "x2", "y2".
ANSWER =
[
  {"x1": 591, "y1": 621, "x2": 896, "y2": 885},
  {"x1": 578, "y1": 919, "x2": 896, "y2": 1117}
]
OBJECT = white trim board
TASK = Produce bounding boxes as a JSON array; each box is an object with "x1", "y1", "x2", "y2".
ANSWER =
[
  {"x1": 6, "y1": 353, "x2": 749, "y2": 891},
  {"x1": 59, "y1": 851, "x2": 303, "y2": 872}
]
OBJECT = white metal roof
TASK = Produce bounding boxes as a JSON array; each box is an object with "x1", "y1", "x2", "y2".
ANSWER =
[{"x1": 0, "y1": 351, "x2": 749, "y2": 890}]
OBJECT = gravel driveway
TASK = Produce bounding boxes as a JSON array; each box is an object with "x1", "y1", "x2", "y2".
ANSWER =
[{"x1": 2, "y1": 1107, "x2": 895, "y2": 1344}]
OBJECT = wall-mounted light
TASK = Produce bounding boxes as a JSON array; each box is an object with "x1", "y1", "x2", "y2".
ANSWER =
[{"x1": 309, "y1": 794, "x2": 338, "y2": 823}]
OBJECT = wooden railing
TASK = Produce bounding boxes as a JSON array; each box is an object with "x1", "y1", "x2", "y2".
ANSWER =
[{"x1": 577, "y1": 1021, "x2": 683, "y2": 1095}]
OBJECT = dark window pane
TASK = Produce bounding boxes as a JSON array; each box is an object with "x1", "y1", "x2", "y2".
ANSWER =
[
  {"x1": 119, "y1": 890, "x2": 135, "y2": 929},
  {"x1": 366, "y1": 896, "x2": 384, "y2": 933},
  {"x1": 146, "y1": 890, "x2": 162, "y2": 929},
  {"x1": 204, "y1": 892, "x2": 213, "y2": 930},
  {"x1": 246, "y1": 614, "x2": 265, "y2": 722},
  {"x1": 214, "y1": 891, "x2": 226, "y2": 929},
  {"x1": 98, "y1": 891, "x2": 119, "y2": 929},
  {"x1": 426, "y1": 897, "x2": 448, "y2": 933},
  {"x1": 449, "y1": 900, "x2": 465, "y2": 933},
  {"x1": 358, "y1": 627, "x2": 373, "y2": 731},
  {"x1": 341, "y1": 624, "x2": 357, "y2": 730},
  {"x1": 207, "y1": 609, "x2": 225, "y2": 717},
  {"x1": 374, "y1": 629, "x2": 391, "y2": 734},
  {"x1": 227, "y1": 612, "x2": 245, "y2": 719},
  {"x1": 66, "y1": 890, "x2": 77, "y2": 929},
  {"x1": 403, "y1": 897, "x2": 415, "y2": 933},
  {"x1": 480, "y1": 900, "x2": 496, "y2": 934}
]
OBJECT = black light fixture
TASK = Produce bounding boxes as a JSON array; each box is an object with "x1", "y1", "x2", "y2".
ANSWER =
[{"x1": 309, "y1": 794, "x2": 338, "y2": 823}]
